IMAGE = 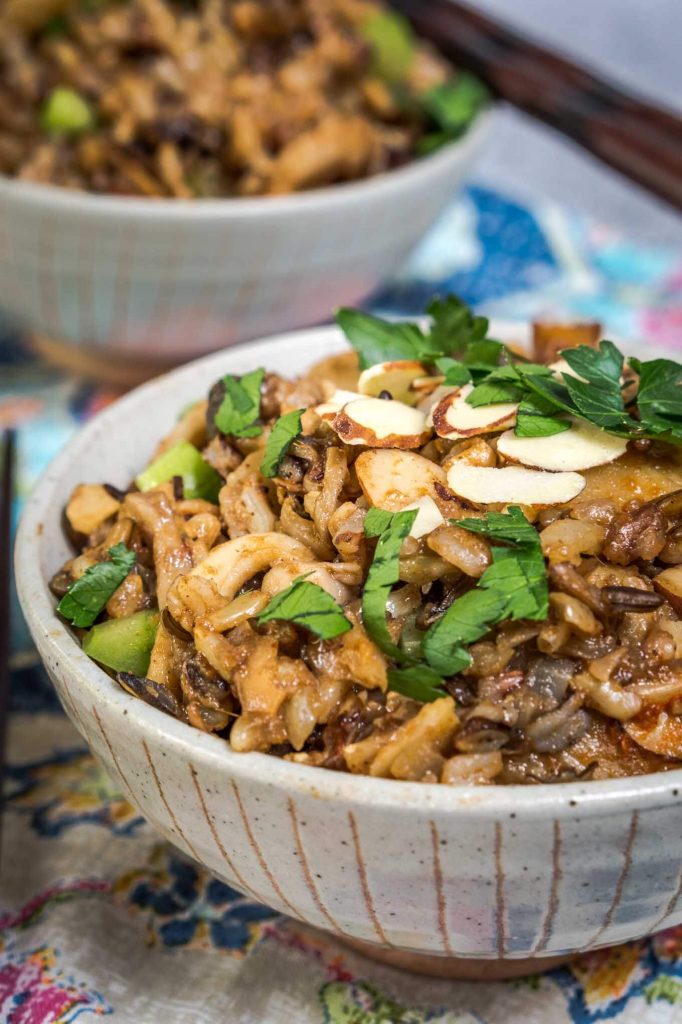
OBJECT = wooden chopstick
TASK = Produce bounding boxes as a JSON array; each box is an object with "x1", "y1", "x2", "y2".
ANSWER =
[
  {"x1": 393, "y1": 0, "x2": 682, "y2": 210},
  {"x1": 0, "y1": 431, "x2": 15, "y2": 837}
]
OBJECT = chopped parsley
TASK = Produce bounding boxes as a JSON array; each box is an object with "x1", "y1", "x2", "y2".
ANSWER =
[
  {"x1": 416, "y1": 73, "x2": 490, "y2": 155},
  {"x1": 387, "y1": 664, "x2": 447, "y2": 704},
  {"x1": 256, "y1": 575, "x2": 351, "y2": 640},
  {"x1": 57, "y1": 543, "x2": 136, "y2": 628},
  {"x1": 214, "y1": 368, "x2": 264, "y2": 438},
  {"x1": 423, "y1": 508, "x2": 548, "y2": 675},
  {"x1": 362, "y1": 506, "x2": 417, "y2": 662},
  {"x1": 261, "y1": 408, "x2": 304, "y2": 478},
  {"x1": 337, "y1": 292, "x2": 682, "y2": 446}
]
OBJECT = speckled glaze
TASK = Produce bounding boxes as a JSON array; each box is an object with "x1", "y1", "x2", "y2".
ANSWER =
[
  {"x1": 0, "y1": 115, "x2": 489, "y2": 362},
  {"x1": 15, "y1": 324, "x2": 682, "y2": 973}
]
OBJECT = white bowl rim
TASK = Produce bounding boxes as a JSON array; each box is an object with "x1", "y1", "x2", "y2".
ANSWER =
[
  {"x1": 15, "y1": 318, "x2": 682, "y2": 817},
  {"x1": 0, "y1": 113, "x2": 491, "y2": 219}
]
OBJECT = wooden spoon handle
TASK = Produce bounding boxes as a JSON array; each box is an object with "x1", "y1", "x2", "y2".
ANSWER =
[{"x1": 394, "y1": 0, "x2": 682, "y2": 210}]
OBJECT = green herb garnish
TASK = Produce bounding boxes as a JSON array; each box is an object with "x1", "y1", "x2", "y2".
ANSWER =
[
  {"x1": 256, "y1": 575, "x2": 352, "y2": 640},
  {"x1": 362, "y1": 507, "x2": 417, "y2": 661},
  {"x1": 423, "y1": 508, "x2": 548, "y2": 675},
  {"x1": 335, "y1": 309, "x2": 437, "y2": 370},
  {"x1": 214, "y1": 368, "x2": 264, "y2": 438},
  {"x1": 416, "y1": 73, "x2": 489, "y2": 154},
  {"x1": 387, "y1": 664, "x2": 447, "y2": 703},
  {"x1": 57, "y1": 543, "x2": 136, "y2": 629},
  {"x1": 630, "y1": 357, "x2": 682, "y2": 442},
  {"x1": 261, "y1": 408, "x2": 304, "y2": 478}
]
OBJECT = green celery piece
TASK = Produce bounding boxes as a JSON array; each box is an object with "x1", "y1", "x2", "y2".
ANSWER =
[
  {"x1": 57, "y1": 543, "x2": 136, "y2": 628},
  {"x1": 41, "y1": 87, "x2": 94, "y2": 135},
  {"x1": 83, "y1": 610, "x2": 160, "y2": 676},
  {"x1": 361, "y1": 9, "x2": 415, "y2": 83},
  {"x1": 136, "y1": 441, "x2": 221, "y2": 503}
]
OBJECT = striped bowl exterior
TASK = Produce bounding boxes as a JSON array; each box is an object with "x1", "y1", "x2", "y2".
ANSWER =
[
  {"x1": 16, "y1": 322, "x2": 682, "y2": 962},
  {"x1": 0, "y1": 116, "x2": 489, "y2": 358}
]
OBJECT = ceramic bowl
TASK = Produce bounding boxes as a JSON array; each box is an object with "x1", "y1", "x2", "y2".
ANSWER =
[
  {"x1": 15, "y1": 322, "x2": 682, "y2": 978},
  {"x1": 0, "y1": 114, "x2": 489, "y2": 369}
]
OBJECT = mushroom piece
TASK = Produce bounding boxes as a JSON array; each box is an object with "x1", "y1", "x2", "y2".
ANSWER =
[
  {"x1": 190, "y1": 532, "x2": 316, "y2": 602},
  {"x1": 65, "y1": 483, "x2": 121, "y2": 536}
]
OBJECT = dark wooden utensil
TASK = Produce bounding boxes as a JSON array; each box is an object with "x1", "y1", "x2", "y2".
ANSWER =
[
  {"x1": 0, "y1": 431, "x2": 15, "y2": 843},
  {"x1": 394, "y1": 0, "x2": 682, "y2": 210}
]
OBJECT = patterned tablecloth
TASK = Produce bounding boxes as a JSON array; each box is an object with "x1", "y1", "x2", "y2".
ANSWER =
[{"x1": 3, "y1": 184, "x2": 682, "y2": 1024}]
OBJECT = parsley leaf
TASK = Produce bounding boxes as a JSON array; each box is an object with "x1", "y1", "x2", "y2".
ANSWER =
[
  {"x1": 57, "y1": 543, "x2": 136, "y2": 628},
  {"x1": 387, "y1": 664, "x2": 447, "y2": 704},
  {"x1": 363, "y1": 507, "x2": 418, "y2": 661},
  {"x1": 515, "y1": 394, "x2": 571, "y2": 437},
  {"x1": 214, "y1": 368, "x2": 264, "y2": 438},
  {"x1": 423, "y1": 508, "x2": 548, "y2": 674},
  {"x1": 261, "y1": 408, "x2": 304, "y2": 478},
  {"x1": 335, "y1": 309, "x2": 431, "y2": 369},
  {"x1": 422, "y1": 587, "x2": 506, "y2": 675},
  {"x1": 435, "y1": 357, "x2": 471, "y2": 387},
  {"x1": 428, "y1": 295, "x2": 489, "y2": 357},
  {"x1": 632, "y1": 358, "x2": 682, "y2": 441},
  {"x1": 560, "y1": 342, "x2": 630, "y2": 433},
  {"x1": 417, "y1": 73, "x2": 489, "y2": 154},
  {"x1": 256, "y1": 575, "x2": 351, "y2": 640}
]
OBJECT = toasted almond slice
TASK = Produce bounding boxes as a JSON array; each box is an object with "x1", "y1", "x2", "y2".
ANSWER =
[
  {"x1": 401, "y1": 495, "x2": 446, "y2": 539},
  {"x1": 355, "y1": 449, "x2": 446, "y2": 510},
  {"x1": 410, "y1": 374, "x2": 445, "y2": 399},
  {"x1": 432, "y1": 384, "x2": 518, "y2": 439},
  {"x1": 420, "y1": 385, "x2": 458, "y2": 425},
  {"x1": 315, "y1": 388, "x2": 365, "y2": 420},
  {"x1": 332, "y1": 397, "x2": 430, "y2": 449},
  {"x1": 447, "y1": 464, "x2": 585, "y2": 506},
  {"x1": 358, "y1": 360, "x2": 426, "y2": 406},
  {"x1": 497, "y1": 419, "x2": 627, "y2": 472}
]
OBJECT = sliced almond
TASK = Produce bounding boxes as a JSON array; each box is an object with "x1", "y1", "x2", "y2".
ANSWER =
[
  {"x1": 432, "y1": 384, "x2": 518, "y2": 439},
  {"x1": 358, "y1": 360, "x2": 426, "y2": 406},
  {"x1": 401, "y1": 495, "x2": 446, "y2": 539},
  {"x1": 355, "y1": 449, "x2": 446, "y2": 510},
  {"x1": 497, "y1": 419, "x2": 627, "y2": 472},
  {"x1": 446, "y1": 464, "x2": 586, "y2": 507},
  {"x1": 315, "y1": 388, "x2": 365, "y2": 420},
  {"x1": 332, "y1": 397, "x2": 430, "y2": 449},
  {"x1": 421, "y1": 385, "x2": 458, "y2": 424}
]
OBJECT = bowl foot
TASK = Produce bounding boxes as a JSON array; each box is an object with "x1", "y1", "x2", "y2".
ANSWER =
[{"x1": 338, "y1": 937, "x2": 575, "y2": 980}]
